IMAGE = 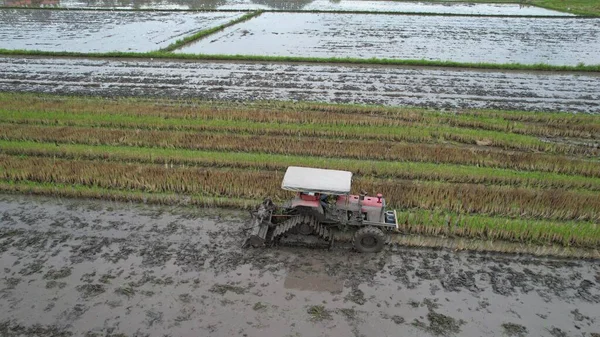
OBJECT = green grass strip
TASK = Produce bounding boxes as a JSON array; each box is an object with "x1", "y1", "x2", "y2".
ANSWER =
[
  {"x1": 1, "y1": 109, "x2": 590, "y2": 155},
  {"x1": 257, "y1": 9, "x2": 587, "y2": 18},
  {"x1": 2, "y1": 140, "x2": 598, "y2": 191},
  {"x1": 167, "y1": 53, "x2": 600, "y2": 72},
  {"x1": 529, "y1": 0, "x2": 600, "y2": 16},
  {"x1": 0, "y1": 7, "x2": 253, "y2": 12},
  {"x1": 1, "y1": 49, "x2": 599, "y2": 72},
  {"x1": 160, "y1": 11, "x2": 262, "y2": 52},
  {"x1": 396, "y1": 208, "x2": 600, "y2": 247}
]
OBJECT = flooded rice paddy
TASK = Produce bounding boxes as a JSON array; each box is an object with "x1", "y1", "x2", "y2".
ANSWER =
[
  {"x1": 0, "y1": 9, "x2": 244, "y2": 52},
  {"x1": 301, "y1": 1, "x2": 573, "y2": 15},
  {"x1": 176, "y1": 12, "x2": 600, "y2": 66},
  {"x1": 0, "y1": 194, "x2": 599, "y2": 336},
  {"x1": 1, "y1": 56, "x2": 598, "y2": 113},
  {"x1": 5, "y1": 0, "x2": 574, "y2": 16}
]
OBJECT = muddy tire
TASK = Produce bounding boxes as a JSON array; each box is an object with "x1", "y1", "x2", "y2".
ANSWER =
[
  {"x1": 296, "y1": 221, "x2": 314, "y2": 235},
  {"x1": 353, "y1": 226, "x2": 386, "y2": 253}
]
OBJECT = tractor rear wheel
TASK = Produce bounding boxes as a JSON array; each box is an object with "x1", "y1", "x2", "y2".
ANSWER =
[{"x1": 353, "y1": 226, "x2": 386, "y2": 253}]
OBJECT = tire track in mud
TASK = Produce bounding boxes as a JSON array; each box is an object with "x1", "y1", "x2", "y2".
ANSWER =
[
  {"x1": 1, "y1": 194, "x2": 599, "y2": 337},
  {"x1": 0, "y1": 56, "x2": 599, "y2": 113}
]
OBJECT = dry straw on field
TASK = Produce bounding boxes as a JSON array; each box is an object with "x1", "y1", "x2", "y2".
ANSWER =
[
  {"x1": 1, "y1": 95, "x2": 598, "y2": 155},
  {"x1": 1, "y1": 125, "x2": 598, "y2": 177},
  {"x1": 4, "y1": 101, "x2": 591, "y2": 136},
  {"x1": 1, "y1": 155, "x2": 598, "y2": 222},
  {"x1": 1, "y1": 93, "x2": 598, "y2": 139},
  {"x1": 3, "y1": 112, "x2": 595, "y2": 156},
  {"x1": 1, "y1": 156, "x2": 598, "y2": 248},
  {"x1": 3, "y1": 140, "x2": 599, "y2": 191}
]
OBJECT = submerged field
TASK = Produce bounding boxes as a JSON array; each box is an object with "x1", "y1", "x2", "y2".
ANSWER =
[
  {"x1": 1, "y1": 7, "x2": 599, "y2": 72},
  {"x1": 0, "y1": 93, "x2": 598, "y2": 253},
  {"x1": 176, "y1": 13, "x2": 600, "y2": 66},
  {"x1": 1, "y1": 0, "x2": 592, "y2": 16},
  {"x1": 0, "y1": 9, "x2": 244, "y2": 52}
]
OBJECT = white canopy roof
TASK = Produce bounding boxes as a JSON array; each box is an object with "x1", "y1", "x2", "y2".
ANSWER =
[{"x1": 281, "y1": 166, "x2": 352, "y2": 195}]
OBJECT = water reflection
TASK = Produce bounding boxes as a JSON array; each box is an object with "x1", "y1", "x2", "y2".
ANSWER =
[
  {"x1": 251, "y1": 0, "x2": 313, "y2": 10},
  {"x1": 2, "y1": 0, "x2": 315, "y2": 9},
  {"x1": 59, "y1": 0, "x2": 228, "y2": 9},
  {"x1": 1, "y1": 0, "x2": 573, "y2": 15},
  {"x1": 284, "y1": 260, "x2": 345, "y2": 293},
  {"x1": 4, "y1": 0, "x2": 59, "y2": 6}
]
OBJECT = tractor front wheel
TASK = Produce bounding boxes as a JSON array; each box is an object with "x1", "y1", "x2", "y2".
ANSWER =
[{"x1": 353, "y1": 226, "x2": 386, "y2": 253}]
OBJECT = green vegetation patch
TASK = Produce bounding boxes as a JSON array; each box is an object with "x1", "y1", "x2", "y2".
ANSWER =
[
  {"x1": 160, "y1": 11, "x2": 262, "y2": 52},
  {"x1": 532, "y1": 0, "x2": 600, "y2": 16},
  {"x1": 0, "y1": 49, "x2": 599, "y2": 72},
  {"x1": 396, "y1": 209, "x2": 600, "y2": 247}
]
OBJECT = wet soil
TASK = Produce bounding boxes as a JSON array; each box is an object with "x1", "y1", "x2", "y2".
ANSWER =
[
  {"x1": 1, "y1": 56, "x2": 599, "y2": 113},
  {"x1": 0, "y1": 9, "x2": 243, "y2": 52},
  {"x1": 177, "y1": 12, "x2": 600, "y2": 66},
  {"x1": 1, "y1": 194, "x2": 599, "y2": 336},
  {"x1": 3, "y1": 0, "x2": 573, "y2": 15}
]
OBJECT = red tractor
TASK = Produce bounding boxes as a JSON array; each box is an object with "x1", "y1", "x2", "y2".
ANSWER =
[{"x1": 244, "y1": 166, "x2": 398, "y2": 253}]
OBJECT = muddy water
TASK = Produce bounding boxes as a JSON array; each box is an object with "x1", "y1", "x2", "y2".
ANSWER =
[
  {"x1": 177, "y1": 12, "x2": 600, "y2": 66},
  {"x1": 0, "y1": 194, "x2": 599, "y2": 336},
  {"x1": 4, "y1": 0, "x2": 574, "y2": 16},
  {"x1": 0, "y1": 9, "x2": 243, "y2": 52},
  {"x1": 1, "y1": 56, "x2": 599, "y2": 113}
]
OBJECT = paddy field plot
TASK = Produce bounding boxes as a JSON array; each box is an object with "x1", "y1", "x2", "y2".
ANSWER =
[
  {"x1": 176, "y1": 13, "x2": 600, "y2": 66},
  {"x1": 1, "y1": 56, "x2": 599, "y2": 113},
  {"x1": 300, "y1": 0, "x2": 573, "y2": 15},
  {"x1": 0, "y1": 9, "x2": 245, "y2": 52},
  {"x1": 11, "y1": 0, "x2": 575, "y2": 15}
]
